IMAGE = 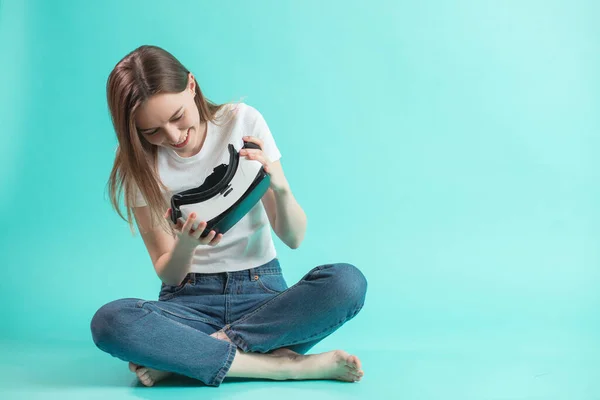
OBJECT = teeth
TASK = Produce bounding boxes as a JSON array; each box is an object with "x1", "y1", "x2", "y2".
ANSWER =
[{"x1": 171, "y1": 130, "x2": 188, "y2": 146}]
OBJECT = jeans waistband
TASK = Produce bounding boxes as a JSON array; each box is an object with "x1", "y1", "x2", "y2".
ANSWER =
[{"x1": 181, "y1": 258, "x2": 281, "y2": 284}]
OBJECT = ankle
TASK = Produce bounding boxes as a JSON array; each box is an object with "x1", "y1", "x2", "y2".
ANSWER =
[{"x1": 276, "y1": 353, "x2": 304, "y2": 380}]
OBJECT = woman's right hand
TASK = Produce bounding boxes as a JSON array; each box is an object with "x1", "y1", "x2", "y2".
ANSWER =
[{"x1": 164, "y1": 208, "x2": 223, "y2": 247}]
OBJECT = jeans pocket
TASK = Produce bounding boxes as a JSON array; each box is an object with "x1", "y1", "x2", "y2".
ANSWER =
[
  {"x1": 257, "y1": 274, "x2": 288, "y2": 294},
  {"x1": 158, "y1": 282, "x2": 189, "y2": 301}
]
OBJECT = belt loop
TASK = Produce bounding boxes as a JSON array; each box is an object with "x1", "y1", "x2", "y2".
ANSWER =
[
  {"x1": 248, "y1": 267, "x2": 259, "y2": 281},
  {"x1": 185, "y1": 273, "x2": 193, "y2": 284}
]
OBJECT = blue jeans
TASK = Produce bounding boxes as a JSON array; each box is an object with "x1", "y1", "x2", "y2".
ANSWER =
[{"x1": 90, "y1": 259, "x2": 368, "y2": 387}]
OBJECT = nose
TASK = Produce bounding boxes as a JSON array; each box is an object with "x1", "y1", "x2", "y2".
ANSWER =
[{"x1": 163, "y1": 124, "x2": 184, "y2": 144}]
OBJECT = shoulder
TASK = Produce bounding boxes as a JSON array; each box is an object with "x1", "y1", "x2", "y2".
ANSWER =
[
  {"x1": 211, "y1": 102, "x2": 264, "y2": 129},
  {"x1": 215, "y1": 102, "x2": 272, "y2": 140},
  {"x1": 229, "y1": 102, "x2": 265, "y2": 124}
]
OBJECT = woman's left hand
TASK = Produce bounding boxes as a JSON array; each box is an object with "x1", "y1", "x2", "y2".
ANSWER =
[{"x1": 240, "y1": 136, "x2": 288, "y2": 192}]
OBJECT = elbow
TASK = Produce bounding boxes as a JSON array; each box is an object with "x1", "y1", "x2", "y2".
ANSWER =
[
  {"x1": 155, "y1": 259, "x2": 186, "y2": 286},
  {"x1": 160, "y1": 275, "x2": 186, "y2": 286},
  {"x1": 279, "y1": 232, "x2": 303, "y2": 249},
  {"x1": 287, "y1": 234, "x2": 305, "y2": 250},
  {"x1": 288, "y1": 217, "x2": 307, "y2": 250},
  {"x1": 156, "y1": 270, "x2": 180, "y2": 286},
  {"x1": 278, "y1": 215, "x2": 307, "y2": 250}
]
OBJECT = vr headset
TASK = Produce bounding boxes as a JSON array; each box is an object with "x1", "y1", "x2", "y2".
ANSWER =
[{"x1": 170, "y1": 141, "x2": 270, "y2": 237}]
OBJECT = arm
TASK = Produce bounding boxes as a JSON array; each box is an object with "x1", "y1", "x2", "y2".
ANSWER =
[
  {"x1": 273, "y1": 185, "x2": 307, "y2": 249},
  {"x1": 261, "y1": 160, "x2": 307, "y2": 249},
  {"x1": 134, "y1": 206, "x2": 202, "y2": 286},
  {"x1": 153, "y1": 240, "x2": 197, "y2": 286},
  {"x1": 240, "y1": 131, "x2": 307, "y2": 249}
]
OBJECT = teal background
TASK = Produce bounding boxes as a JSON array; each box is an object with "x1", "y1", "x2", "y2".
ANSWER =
[{"x1": 1, "y1": 0, "x2": 599, "y2": 398}]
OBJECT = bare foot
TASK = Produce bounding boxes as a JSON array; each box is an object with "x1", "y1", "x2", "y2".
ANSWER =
[
  {"x1": 128, "y1": 362, "x2": 172, "y2": 387},
  {"x1": 281, "y1": 350, "x2": 364, "y2": 382},
  {"x1": 211, "y1": 330, "x2": 362, "y2": 382}
]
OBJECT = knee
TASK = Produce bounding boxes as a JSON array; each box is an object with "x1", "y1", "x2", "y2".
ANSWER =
[
  {"x1": 327, "y1": 263, "x2": 368, "y2": 307},
  {"x1": 90, "y1": 298, "x2": 143, "y2": 351}
]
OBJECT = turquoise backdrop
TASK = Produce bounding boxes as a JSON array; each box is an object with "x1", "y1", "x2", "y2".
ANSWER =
[{"x1": 1, "y1": 0, "x2": 598, "y2": 398}]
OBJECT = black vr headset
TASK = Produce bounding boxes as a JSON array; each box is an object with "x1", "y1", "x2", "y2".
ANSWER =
[{"x1": 170, "y1": 141, "x2": 270, "y2": 237}]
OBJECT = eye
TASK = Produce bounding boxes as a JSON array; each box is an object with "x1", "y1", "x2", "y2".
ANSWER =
[{"x1": 143, "y1": 112, "x2": 185, "y2": 136}]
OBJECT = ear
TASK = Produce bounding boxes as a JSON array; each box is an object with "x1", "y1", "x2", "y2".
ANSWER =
[{"x1": 187, "y1": 72, "x2": 195, "y2": 93}]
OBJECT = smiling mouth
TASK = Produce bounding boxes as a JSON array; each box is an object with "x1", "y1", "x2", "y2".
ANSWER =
[{"x1": 170, "y1": 128, "x2": 191, "y2": 148}]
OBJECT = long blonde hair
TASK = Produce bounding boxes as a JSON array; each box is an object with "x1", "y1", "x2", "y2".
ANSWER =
[{"x1": 105, "y1": 45, "x2": 232, "y2": 235}]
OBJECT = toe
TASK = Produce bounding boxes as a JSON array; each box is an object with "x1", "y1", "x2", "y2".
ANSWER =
[
  {"x1": 129, "y1": 362, "x2": 139, "y2": 373},
  {"x1": 341, "y1": 364, "x2": 364, "y2": 383},
  {"x1": 142, "y1": 377, "x2": 154, "y2": 387},
  {"x1": 340, "y1": 373, "x2": 358, "y2": 382},
  {"x1": 346, "y1": 355, "x2": 362, "y2": 371},
  {"x1": 136, "y1": 369, "x2": 148, "y2": 381},
  {"x1": 348, "y1": 372, "x2": 362, "y2": 382},
  {"x1": 138, "y1": 371, "x2": 153, "y2": 386}
]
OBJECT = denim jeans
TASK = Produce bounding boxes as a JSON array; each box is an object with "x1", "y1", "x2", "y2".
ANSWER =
[{"x1": 90, "y1": 258, "x2": 368, "y2": 387}]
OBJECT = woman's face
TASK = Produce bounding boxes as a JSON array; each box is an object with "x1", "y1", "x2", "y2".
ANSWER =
[{"x1": 134, "y1": 72, "x2": 205, "y2": 157}]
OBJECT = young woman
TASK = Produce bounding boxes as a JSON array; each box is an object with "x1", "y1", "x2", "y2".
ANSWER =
[{"x1": 90, "y1": 45, "x2": 368, "y2": 388}]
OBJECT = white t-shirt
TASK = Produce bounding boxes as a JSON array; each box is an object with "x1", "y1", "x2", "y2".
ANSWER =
[{"x1": 131, "y1": 102, "x2": 281, "y2": 273}]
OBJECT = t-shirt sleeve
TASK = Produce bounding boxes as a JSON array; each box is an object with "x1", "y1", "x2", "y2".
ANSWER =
[{"x1": 248, "y1": 106, "x2": 281, "y2": 163}]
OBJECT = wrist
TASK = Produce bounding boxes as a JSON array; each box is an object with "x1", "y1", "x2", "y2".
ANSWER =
[{"x1": 175, "y1": 235, "x2": 199, "y2": 252}]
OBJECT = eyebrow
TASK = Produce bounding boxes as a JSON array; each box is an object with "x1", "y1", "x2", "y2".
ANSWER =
[{"x1": 137, "y1": 106, "x2": 184, "y2": 133}]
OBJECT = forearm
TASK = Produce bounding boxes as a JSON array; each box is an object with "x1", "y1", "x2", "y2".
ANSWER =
[
  {"x1": 273, "y1": 185, "x2": 307, "y2": 249},
  {"x1": 155, "y1": 239, "x2": 197, "y2": 286}
]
